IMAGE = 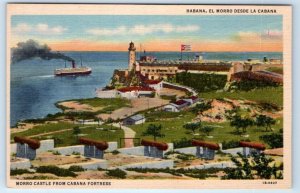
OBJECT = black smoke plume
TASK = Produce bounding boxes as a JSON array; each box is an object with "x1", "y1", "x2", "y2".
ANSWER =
[{"x1": 11, "y1": 39, "x2": 74, "y2": 64}]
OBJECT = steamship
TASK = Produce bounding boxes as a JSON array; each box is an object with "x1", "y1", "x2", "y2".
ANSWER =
[{"x1": 55, "y1": 60, "x2": 92, "y2": 76}]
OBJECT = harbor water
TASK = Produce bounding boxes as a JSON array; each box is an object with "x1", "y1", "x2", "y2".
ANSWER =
[{"x1": 10, "y1": 51, "x2": 282, "y2": 126}]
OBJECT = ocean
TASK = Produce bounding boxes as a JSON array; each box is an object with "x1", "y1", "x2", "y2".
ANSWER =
[{"x1": 10, "y1": 51, "x2": 282, "y2": 126}]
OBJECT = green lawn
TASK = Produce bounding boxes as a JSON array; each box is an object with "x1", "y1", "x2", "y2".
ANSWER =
[
  {"x1": 11, "y1": 122, "x2": 124, "y2": 147},
  {"x1": 265, "y1": 67, "x2": 283, "y2": 75},
  {"x1": 200, "y1": 86, "x2": 283, "y2": 107},
  {"x1": 57, "y1": 97, "x2": 131, "y2": 114},
  {"x1": 131, "y1": 111, "x2": 195, "y2": 142},
  {"x1": 130, "y1": 110, "x2": 283, "y2": 148},
  {"x1": 38, "y1": 125, "x2": 124, "y2": 147},
  {"x1": 11, "y1": 122, "x2": 78, "y2": 141},
  {"x1": 76, "y1": 98, "x2": 130, "y2": 109}
]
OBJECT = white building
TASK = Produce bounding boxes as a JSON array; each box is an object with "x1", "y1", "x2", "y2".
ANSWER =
[
  {"x1": 117, "y1": 86, "x2": 155, "y2": 99},
  {"x1": 183, "y1": 96, "x2": 200, "y2": 105},
  {"x1": 96, "y1": 90, "x2": 117, "y2": 98},
  {"x1": 123, "y1": 114, "x2": 146, "y2": 125},
  {"x1": 143, "y1": 79, "x2": 163, "y2": 91},
  {"x1": 163, "y1": 99, "x2": 190, "y2": 112},
  {"x1": 163, "y1": 104, "x2": 180, "y2": 112}
]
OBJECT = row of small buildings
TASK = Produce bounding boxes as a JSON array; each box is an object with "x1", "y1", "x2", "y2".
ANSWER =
[
  {"x1": 13, "y1": 136, "x2": 266, "y2": 161},
  {"x1": 122, "y1": 96, "x2": 200, "y2": 126},
  {"x1": 97, "y1": 79, "x2": 163, "y2": 99}
]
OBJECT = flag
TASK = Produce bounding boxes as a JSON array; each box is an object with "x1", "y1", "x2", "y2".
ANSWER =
[{"x1": 181, "y1": 44, "x2": 191, "y2": 51}]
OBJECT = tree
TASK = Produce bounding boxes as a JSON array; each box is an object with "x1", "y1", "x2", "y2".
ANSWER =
[
  {"x1": 183, "y1": 122, "x2": 201, "y2": 135},
  {"x1": 230, "y1": 115, "x2": 254, "y2": 134},
  {"x1": 72, "y1": 126, "x2": 81, "y2": 141},
  {"x1": 256, "y1": 115, "x2": 276, "y2": 132},
  {"x1": 105, "y1": 117, "x2": 114, "y2": 130},
  {"x1": 260, "y1": 130, "x2": 283, "y2": 148},
  {"x1": 142, "y1": 124, "x2": 165, "y2": 141},
  {"x1": 192, "y1": 102, "x2": 212, "y2": 115},
  {"x1": 199, "y1": 126, "x2": 214, "y2": 136},
  {"x1": 223, "y1": 152, "x2": 283, "y2": 179},
  {"x1": 95, "y1": 117, "x2": 102, "y2": 126},
  {"x1": 224, "y1": 108, "x2": 239, "y2": 121}
]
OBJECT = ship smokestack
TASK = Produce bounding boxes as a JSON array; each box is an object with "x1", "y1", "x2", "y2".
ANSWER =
[{"x1": 71, "y1": 60, "x2": 76, "y2": 68}]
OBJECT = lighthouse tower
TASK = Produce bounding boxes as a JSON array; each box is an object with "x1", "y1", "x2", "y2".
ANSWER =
[{"x1": 128, "y1": 41, "x2": 136, "y2": 71}]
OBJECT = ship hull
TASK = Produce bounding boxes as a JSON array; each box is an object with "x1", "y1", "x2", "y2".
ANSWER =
[
  {"x1": 54, "y1": 67, "x2": 92, "y2": 76},
  {"x1": 55, "y1": 70, "x2": 92, "y2": 76}
]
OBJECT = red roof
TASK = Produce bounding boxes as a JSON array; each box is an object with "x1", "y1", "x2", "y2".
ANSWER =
[
  {"x1": 239, "y1": 141, "x2": 266, "y2": 150},
  {"x1": 79, "y1": 137, "x2": 108, "y2": 150},
  {"x1": 189, "y1": 96, "x2": 198, "y2": 100},
  {"x1": 174, "y1": 99, "x2": 188, "y2": 106},
  {"x1": 117, "y1": 86, "x2": 155, "y2": 93},
  {"x1": 141, "y1": 139, "x2": 168, "y2": 151},
  {"x1": 192, "y1": 140, "x2": 220, "y2": 150},
  {"x1": 14, "y1": 136, "x2": 40, "y2": 150},
  {"x1": 144, "y1": 79, "x2": 162, "y2": 85}
]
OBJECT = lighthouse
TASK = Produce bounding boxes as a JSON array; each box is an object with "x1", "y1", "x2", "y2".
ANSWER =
[{"x1": 128, "y1": 41, "x2": 136, "y2": 71}]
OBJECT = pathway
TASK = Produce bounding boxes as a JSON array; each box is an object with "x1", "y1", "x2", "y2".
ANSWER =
[
  {"x1": 162, "y1": 81, "x2": 198, "y2": 96},
  {"x1": 98, "y1": 98, "x2": 169, "y2": 120},
  {"x1": 28, "y1": 128, "x2": 73, "y2": 138},
  {"x1": 113, "y1": 123, "x2": 136, "y2": 148}
]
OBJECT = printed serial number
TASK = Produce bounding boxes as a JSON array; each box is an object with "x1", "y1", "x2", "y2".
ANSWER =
[{"x1": 263, "y1": 181, "x2": 278, "y2": 185}]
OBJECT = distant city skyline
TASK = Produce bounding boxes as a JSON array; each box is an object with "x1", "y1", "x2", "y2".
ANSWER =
[{"x1": 11, "y1": 15, "x2": 282, "y2": 52}]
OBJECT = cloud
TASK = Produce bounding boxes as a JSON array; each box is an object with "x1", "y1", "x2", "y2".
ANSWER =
[
  {"x1": 12, "y1": 23, "x2": 32, "y2": 33},
  {"x1": 35, "y1": 23, "x2": 67, "y2": 35},
  {"x1": 12, "y1": 23, "x2": 67, "y2": 35},
  {"x1": 261, "y1": 29, "x2": 282, "y2": 39},
  {"x1": 86, "y1": 24, "x2": 200, "y2": 36},
  {"x1": 86, "y1": 26, "x2": 127, "y2": 36},
  {"x1": 234, "y1": 30, "x2": 282, "y2": 41}
]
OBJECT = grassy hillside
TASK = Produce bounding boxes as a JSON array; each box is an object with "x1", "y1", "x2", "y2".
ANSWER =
[
  {"x1": 130, "y1": 111, "x2": 283, "y2": 148},
  {"x1": 11, "y1": 122, "x2": 124, "y2": 147},
  {"x1": 200, "y1": 86, "x2": 283, "y2": 107}
]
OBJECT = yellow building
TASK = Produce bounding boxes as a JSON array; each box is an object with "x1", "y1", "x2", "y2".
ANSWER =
[{"x1": 139, "y1": 64, "x2": 178, "y2": 80}]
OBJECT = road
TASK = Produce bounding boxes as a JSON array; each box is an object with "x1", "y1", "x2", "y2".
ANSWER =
[{"x1": 113, "y1": 123, "x2": 136, "y2": 148}]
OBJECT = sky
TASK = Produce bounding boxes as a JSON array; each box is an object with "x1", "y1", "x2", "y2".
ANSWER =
[{"x1": 11, "y1": 15, "x2": 283, "y2": 52}]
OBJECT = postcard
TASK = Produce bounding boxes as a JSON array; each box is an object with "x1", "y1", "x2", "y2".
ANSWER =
[{"x1": 6, "y1": 4, "x2": 292, "y2": 189}]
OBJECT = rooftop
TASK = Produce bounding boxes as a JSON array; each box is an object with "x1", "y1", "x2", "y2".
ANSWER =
[
  {"x1": 174, "y1": 99, "x2": 189, "y2": 106},
  {"x1": 143, "y1": 79, "x2": 162, "y2": 85},
  {"x1": 189, "y1": 96, "x2": 199, "y2": 100},
  {"x1": 191, "y1": 140, "x2": 220, "y2": 150},
  {"x1": 239, "y1": 141, "x2": 266, "y2": 150},
  {"x1": 117, "y1": 86, "x2": 155, "y2": 93},
  {"x1": 127, "y1": 114, "x2": 145, "y2": 121}
]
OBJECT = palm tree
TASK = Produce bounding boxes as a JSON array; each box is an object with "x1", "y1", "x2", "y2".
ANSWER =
[
  {"x1": 142, "y1": 124, "x2": 165, "y2": 141},
  {"x1": 256, "y1": 115, "x2": 276, "y2": 132}
]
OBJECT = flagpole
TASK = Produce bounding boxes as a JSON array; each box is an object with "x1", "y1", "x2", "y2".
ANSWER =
[{"x1": 180, "y1": 45, "x2": 183, "y2": 61}]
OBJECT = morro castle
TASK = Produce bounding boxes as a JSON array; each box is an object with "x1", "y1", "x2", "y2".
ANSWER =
[{"x1": 109, "y1": 41, "x2": 282, "y2": 88}]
